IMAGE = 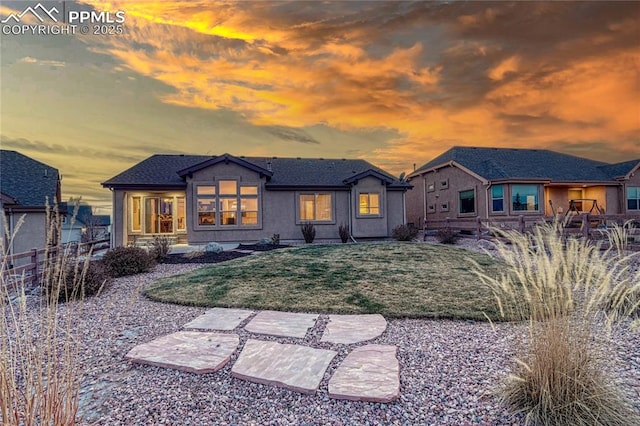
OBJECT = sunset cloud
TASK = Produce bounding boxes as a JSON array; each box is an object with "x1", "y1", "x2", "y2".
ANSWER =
[{"x1": 2, "y1": 1, "x2": 638, "y2": 208}]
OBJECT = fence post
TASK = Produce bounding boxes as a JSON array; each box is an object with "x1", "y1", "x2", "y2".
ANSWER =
[
  {"x1": 582, "y1": 213, "x2": 590, "y2": 239},
  {"x1": 30, "y1": 248, "x2": 38, "y2": 287},
  {"x1": 518, "y1": 215, "x2": 525, "y2": 233},
  {"x1": 476, "y1": 217, "x2": 482, "y2": 240}
]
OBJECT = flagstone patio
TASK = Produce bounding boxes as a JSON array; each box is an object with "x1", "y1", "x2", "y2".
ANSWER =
[{"x1": 125, "y1": 308, "x2": 400, "y2": 402}]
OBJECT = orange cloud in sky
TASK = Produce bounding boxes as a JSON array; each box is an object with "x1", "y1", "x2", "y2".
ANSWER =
[{"x1": 79, "y1": 1, "x2": 639, "y2": 172}]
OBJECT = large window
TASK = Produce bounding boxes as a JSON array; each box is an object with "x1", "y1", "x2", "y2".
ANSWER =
[
  {"x1": 459, "y1": 190, "x2": 475, "y2": 214},
  {"x1": 300, "y1": 193, "x2": 332, "y2": 221},
  {"x1": 359, "y1": 193, "x2": 380, "y2": 215},
  {"x1": 196, "y1": 181, "x2": 259, "y2": 227},
  {"x1": 176, "y1": 197, "x2": 186, "y2": 231},
  {"x1": 512, "y1": 184, "x2": 539, "y2": 211},
  {"x1": 491, "y1": 185, "x2": 504, "y2": 213},
  {"x1": 197, "y1": 186, "x2": 216, "y2": 225},
  {"x1": 628, "y1": 187, "x2": 640, "y2": 211}
]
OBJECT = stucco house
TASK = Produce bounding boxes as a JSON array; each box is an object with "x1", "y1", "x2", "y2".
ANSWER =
[
  {"x1": 0, "y1": 150, "x2": 63, "y2": 255},
  {"x1": 102, "y1": 153, "x2": 411, "y2": 246},
  {"x1": 406, "y1": 147, "x2": 640, "y2": 227}
]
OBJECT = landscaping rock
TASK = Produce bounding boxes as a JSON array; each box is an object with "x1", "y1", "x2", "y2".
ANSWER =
[
  {"x1": 231, "y1": 339, "x2": 337, "y2": 394},
  {"x1": 205, "y1": 242, "x2": 224, "y2": 253},
  {"x1": 125, "y1": 331, "x2": 239, "y2": 374},
  {"x1": 328, "y1": 344, "x2": 400, "y2": 403},
  {"x1": 321, "y1": 314, "x2": 387, "y2": 344},
  {"x1": 183, "y1": 308, "x2": 254, "y2": 331},
  {"x1": 257, "y1": 237, "x2": 272, "y2": 246},
  {"x1": 244, "y1": 310, "x2": 318, "y2": 338}
]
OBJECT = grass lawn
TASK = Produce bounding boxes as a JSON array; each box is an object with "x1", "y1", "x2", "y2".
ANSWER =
[{"x1": 145, "y1": 242, "x2": 507, "y2": 321}]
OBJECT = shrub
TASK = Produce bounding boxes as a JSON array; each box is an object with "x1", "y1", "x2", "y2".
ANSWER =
[
  {"x1": 436, "y1": 227, "x2": 459, "y2": 244},
  {"x1": 391, "y1": 224, "x2": 418, "y2": 241},
  {"x1": 472, "y1": 221, "x2": 639, "y2": 425},
  {"x1": 270, "y1": 233, "x2": 280, "y2": 246},
  {"x1": 102, "y1": 246, "x2": 155, "y2": 277},
  {"x1": 149, "y1": 235, "x2": 171, "y2": 263},
  {"x1": 48, "y1": 260, "x2": 112, "y2": 302},
  {"x1": 338, "y1": 223, "x2": 350, "y2": 243},
  {"x1": 301, "y1": 222, "x2": 316, "y2": 243}
]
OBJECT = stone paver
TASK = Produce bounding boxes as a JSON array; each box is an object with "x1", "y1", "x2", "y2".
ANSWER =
[
  {"x1": 125, "y1": 331, "x2": 239, "y2": 374},
  {"x1": 320, "y1": 314, "x2": 387, "y2": 344},
  {"x1": 244, "y1": 310, "x2": 318, "y2": 338},
  {"x1": 328, "y1": 344, "x2": 400, "y2": 402},
  {"x1": 231, "y1": 339, "x2": 337, "y2": 394},
  {"x1": 183, "y1": 308, "x2": 254, "y2": 331}
]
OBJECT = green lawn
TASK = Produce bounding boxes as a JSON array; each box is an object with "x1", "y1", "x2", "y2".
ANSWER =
[{"x1": 145, "y1": 243, "x2": 508, "y2": 320}]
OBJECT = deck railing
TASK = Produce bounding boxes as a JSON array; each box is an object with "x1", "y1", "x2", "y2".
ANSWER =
[
  {"x1": 1, "y1": 238, "x2": 110, "y2": 288},
  {"x1": 425, "y1": 214, "x2": 640, "y2": 247}
]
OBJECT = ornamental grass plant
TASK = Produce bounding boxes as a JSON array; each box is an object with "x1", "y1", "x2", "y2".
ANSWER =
[
  {"x1": 473, "y1": 220, "x2": 640, "y2": 426},
  {"x1": 1, "y1": 206, "x2": 89, "y2": 425}
]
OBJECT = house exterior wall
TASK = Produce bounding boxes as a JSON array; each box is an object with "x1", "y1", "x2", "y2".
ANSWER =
[
  {"x1": 405, "y1": 176, "x2": 424, "y2": 228},
  {"x1": 10, "y1": 212, "x2": 48, "y2": 254},
  {"x1": 386, "y1": 191, "x2": 406, "y2": 234},
  {"x1": 409, "y1": 166, "x2": 486, "y2": 222},
  {"x1": 110, "y1": 161, "x2": 409, "y2": 245},
  {"x1": 350, "y1": 176, "x2": 388, "y2": 238}
]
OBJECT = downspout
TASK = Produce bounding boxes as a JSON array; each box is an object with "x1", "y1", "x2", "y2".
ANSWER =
[
  {"x1": 486, "y1": 182, "x2": 492, "y2": 221},
  {"x1": 423, "y1": 175, "x2": 427, "y2": 230},
  {"x1": 402, "y1": 191, "x2": 407, "y2": 225},
  {"x1": 348, "y1": 186, "x2": 358, "y2": 243}
]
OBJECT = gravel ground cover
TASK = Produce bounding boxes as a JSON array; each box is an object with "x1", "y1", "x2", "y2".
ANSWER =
[{"x1": 10, "y1": 240, "x2": 640, "y2": 425}]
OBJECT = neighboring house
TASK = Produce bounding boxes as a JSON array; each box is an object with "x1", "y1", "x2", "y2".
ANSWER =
[
  {"x1": 102, "y1": 153, "x2": 411, "y2": 246},
  {"x1": 61, "y1": 204, "x2": 111, "y2": 243},
  {"x1": 0, "y1": 150, "x2": 63, "y2": 255},
  {"x1": 406, "y1": 147, "x2": 640, "y2": 227}
]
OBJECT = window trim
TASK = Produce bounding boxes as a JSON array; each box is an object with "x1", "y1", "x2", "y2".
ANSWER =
[
  {"x1": 296, "y1": 192, "x2": 335, "y2": 224},
  {"x1": 458, "y1": 188, "x2": 476, "y2": 216},
  {"x1": 490, "y1": 184, "x2": 505, "y2": 214},
  {"x1": 511, "y1": 184, "x2": 540, "y2": 213},
  {"x1": 356, "y1": 192, "x2": 383, "y2": 218},
  {"x1": 627, "y1": 186, "x2": 640, "y2": 211},
  {"x1": 194, "y1": 180, "x2": 262, "y2": 229}
]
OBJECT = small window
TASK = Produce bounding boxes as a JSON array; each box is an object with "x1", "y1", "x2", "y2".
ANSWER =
[
  {"x1": 627, "y1": 187, "x2": 640, "y2": 211},
  {"x1": 131, "y1": 196, "x2": 141, "y2": 232},
  {"x1": 428, "y1": 204, "x2": 436, "y2": 212},
  {"x1": 440, "y1": 202, "x2": 449, "y2": 212},
  {"x1": 359, "y1": 193, "x2": 380, "y2": 215},
  {"x1": 240, "y1": 186, "x2": 258, "y2": 195},
  {"x1": 219, "y1": 180, "x2": 237, "y2": 195},
  {"x1": 427, "y1": 182, "x2": 435, "y2": 192},
  {"x1": 440, "y1": 179, "x2": 449, "y2": 189},
  {"x1": 491, "y1": 185, "x2": 504, "y2": 213},
  {"x1": 459, "y1": 189, "x2": 475, "y2": 214}
]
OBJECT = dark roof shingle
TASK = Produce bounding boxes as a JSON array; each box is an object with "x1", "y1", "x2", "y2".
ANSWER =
[
  {"x1": 0, "y1": 150, "x2": 60, "y2": 207},
  {"x1": 102, "y1": 154, "x2": 409, "y2": 189},
  {"x1": 411, "y1": 147, "x2": 638, "y2": 182}
]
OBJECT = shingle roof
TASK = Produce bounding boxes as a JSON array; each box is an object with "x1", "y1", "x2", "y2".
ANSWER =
[
  {"x1": 102, "y1": 154, "x2": 410, "y2": 190},
  {"x1": 410, "y1": 147, "x2": 639, "y2": 182},
  {"x1": 597, "y1": 159, "x2": 640, "y2": 180},
  {"x1": 0, "y1": 150, "x2": 60, "y2": 207}
]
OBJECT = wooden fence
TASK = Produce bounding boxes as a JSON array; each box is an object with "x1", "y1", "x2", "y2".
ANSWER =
[
  {"x1": 425, "y1": 214, "x2": 640, "y2": 246},
  {"x1": 1, "y1": 239, "x2": 110, "y2": 288}
]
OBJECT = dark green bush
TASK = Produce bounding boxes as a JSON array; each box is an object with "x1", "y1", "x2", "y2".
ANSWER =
[
  {"x1": 49, "y1": 260, "x2": 112, "y2": 302},
  {"x1": 102, "y1": 246, "x2": 155, "y2": 277},
  {"x1": 436, "y1": 228, "x2": 459, "y2": 244},
  {"x1": 301, "y1": 222, "x2": 316, "y2": 243},
  {"x1": 149, "y1": 235, "x2": 171, "y2": 263},
  {"x1": 391, "y1": 224, "x2": 419, "y2": 241},
  {"x1": 338, "y1": 223, "x2": 350, "y2": 243}
]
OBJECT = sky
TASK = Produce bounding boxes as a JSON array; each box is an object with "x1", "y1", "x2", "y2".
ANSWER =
[{"x1": 1, "y1": 1, "x2": 639, "y2": 213}]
